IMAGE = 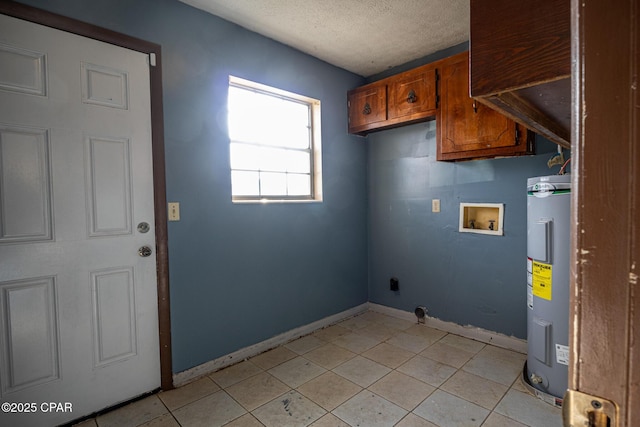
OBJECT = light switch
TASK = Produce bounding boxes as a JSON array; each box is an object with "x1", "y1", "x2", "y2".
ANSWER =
[
  {"x1": 168, "y1": 202, "x2": 180, "y2": 221},
  {"x1": 432, "y1": 199, "x2": 441, "y2": 213}
]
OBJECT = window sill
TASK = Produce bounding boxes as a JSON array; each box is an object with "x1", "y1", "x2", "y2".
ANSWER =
[{"x1": 232, "y1": 198, "x2": 323, "y2": 204}]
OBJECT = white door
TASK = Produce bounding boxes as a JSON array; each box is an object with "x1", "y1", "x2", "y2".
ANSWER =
[{"x1": 0, "y1": 14, "x2": 160, "y2": 426}]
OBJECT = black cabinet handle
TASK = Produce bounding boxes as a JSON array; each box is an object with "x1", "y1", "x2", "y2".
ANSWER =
[{"x1": 407, "y1": 89, "x2": 417, "y2": 103}]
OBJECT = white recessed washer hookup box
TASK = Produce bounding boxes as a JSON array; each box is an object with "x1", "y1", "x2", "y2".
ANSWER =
[{"x1": 459, "y1": 203, "x2": 504, "y2": 236}]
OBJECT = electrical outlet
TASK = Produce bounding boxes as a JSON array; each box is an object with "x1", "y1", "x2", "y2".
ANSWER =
[
  {"x1": 168, "y1": 202, "x2": 180, "y2": 221},
  {"x1": 432, "y1": 199, "x2": 441, "y2": 213}
]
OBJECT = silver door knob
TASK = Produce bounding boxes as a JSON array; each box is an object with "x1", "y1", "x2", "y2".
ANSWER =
[{"x1": 138, "y1": 246, "x2": 152, "y2": 257}]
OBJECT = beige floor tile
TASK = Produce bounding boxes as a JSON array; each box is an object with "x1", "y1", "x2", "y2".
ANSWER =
[
  {"x1": 250, "y1": 346, "x2": 298, "y2": 370},
  {"x1": 252, "y1": 390, "x2": 325, "y2": 427},
  {"x1": 494, "y1": 389, "x2": 562, "y2": 427},
  {"x1": 79, "y1": 328, "x2": 557, "y2": 427},
  {"x1": 510, "y1": 375, "x2": 529, "y2": 393},
  {"x1": 480, "y1": 345, "x2": 526, "y2": 363},
  {"x1": 386, "y1": 332, "x2": 433, "y2": 353},
  {"x1": 404, "y1": 324, "x2": 447, "y2": 343},
  {"x1": 332, "y1": 355, "x2": 391, "y2": 388},
  {"x1": 481, "y1": 412, "x2": 528, "y2": 427},
  {"x1": 362, "y1": 342, "x2": 414, "y2": 368},
  {"x1": 222, "y1": 413, "x2": 264, "y2": 426},
  {"x1": 489, "y1": 345, "x2": 526, "y2": 357},
  {"x1": 332, "y1": 332, "x2": 379, "y2": 353},
  {"x1": 333, "y1": 390, "x2": 407, "y2": 427},
  {"x1": 395, "y1": 413, "x2": 438, "y2": 427},
  {"x1": 296, "y1": 371, "x2": 361, "y2": 411},
  {"x1": 338, "y1": 315, "x2": 371, "y2": 330},
  {"x1": 312, "y1": 324, "x2": 350, "y2": 342},
  {"x1": 171, "y1": 390, "x2": 246, "y2": 427},
  {"x1": 158, "y1": 376, "x2": 220, "y2": 411},
  {"x1": 463, "y1": 346, "x2": 526, "y2": 386},
  {"x1": 225, "y1": 372, "x2": 290, "y2": 411},
  {"x1": 397, "y1": 355, "x2": 456, "y2": 387},
  {"x1": 210, "y1": 360, "x2": 263, "y2": 388},
  {"x1": 285, "y1": 335, "x2": 326, "y2": 355},
  {"x1": 438, "y1": 334, "x2": 486, "y2": 354},
  {"x1": 413, "y1": 390, "x2": 489, "y2": 427},
  {"x1": 357, "y1": 323, "x2": 396, "y2": 341},
  {"x1": 96, "y1": 395, "x2": 168, "y2": 427},
  {"x1": 374, "y1": 315, "x2": 414, "y2": 331},
  {"x1": 357, "y1": 311, "x2": 392, "y2": 324},
  {"x1": 309, "y1": 413, "x2": 350, "y2": 427},
  {"x1": 440, "y1": 370, "x2": 508, "y2": 410},
  {"x1": 138, "y1": 413, "x2": 180, "y2": 427},
  {"x1": 303, "y1": 343, "x2": 356, "y2": 369},
  {"x1": 368, "y1": 371, "x2": 435, "y2": 411},
  {"x1": 420, "y1": 341, "x2": 475, "y2": 368},
  {"x1": 224, "y1": 414, "x2": 264, "y2": 427},
  {"x1": 268, "y1": 356, "x2": 326, "y2": 388}
]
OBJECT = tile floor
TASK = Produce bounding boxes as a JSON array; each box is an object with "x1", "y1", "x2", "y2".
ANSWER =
[{"x1": 75, "y1": 311, "x2": 562, "y2": 427}]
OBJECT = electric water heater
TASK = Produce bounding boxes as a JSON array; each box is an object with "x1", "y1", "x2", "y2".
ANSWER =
[{"x1": 525, "y1": 174, "x2": 571, "y2": 403}]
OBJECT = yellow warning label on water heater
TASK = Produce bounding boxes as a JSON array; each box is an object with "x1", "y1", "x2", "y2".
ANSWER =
[{"x1": 532, "y1": 261, "x2": 552, "y2": 300}]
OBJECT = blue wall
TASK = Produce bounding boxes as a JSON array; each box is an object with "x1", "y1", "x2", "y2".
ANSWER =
[
  {"x1": 367, "y1": 121, "x2": 562, "y2": 339},
  {"x1": 364, "y1": 44, "x2": 564, "y2": 340},
  {"x1": 13, "y1": 0, "x2": 567, "y2": 373},
  {"x1": 16, "y1": 0, "x2": 369, "y2": 373}
]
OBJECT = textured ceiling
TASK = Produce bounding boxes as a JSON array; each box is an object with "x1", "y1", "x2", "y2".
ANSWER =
[{"x1": 179, "y1": 0, "x2": 470, "y2": 77}]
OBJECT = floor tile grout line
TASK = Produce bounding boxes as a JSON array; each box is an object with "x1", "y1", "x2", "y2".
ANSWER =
[
  {"x1": 87, "y1": 311, "x2": 555, "y2": 427},
  {"x1": 345, "y1": 320, "x2": 506, "y2": 425},
  {"x1": 156, "y1": 376, "x2": 220, "y2": 413},
  {"x1": 334, "y1": 321, "x2": 519, "y2": 425},
  {"x1": 152, "y1": 394, "x2": 180, "y2": 426}
]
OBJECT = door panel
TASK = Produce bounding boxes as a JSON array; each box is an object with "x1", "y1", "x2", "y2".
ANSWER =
[
  {"x1": 568, "y1": 0, "x2": 638, "y2": 425},
  {"x1": 85, "y1": 136, "x2": 133, "y2": 236},
  {"x1": 91, "y1": 267, "x2": 137, "y2": 367},
  {"x1": 0, "y1": 43, "x2": 47, "y2": 96},
  {"x1": 0, "y1": 276, "x2": 59, "y2": 395},
  {"x1": 0, "y1": 14, "x2": 159, "y2": 426},
  {"x1": 0, "y1": 125, "x2": 52, "y2": 242},
  {"x1": 81, "y1": 62, "x2": 129, "y2": 110}
]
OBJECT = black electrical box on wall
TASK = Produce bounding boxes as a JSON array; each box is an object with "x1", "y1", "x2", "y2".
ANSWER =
[{"x1": 390, "y1": 277, "x2": 399, "y2": 291}]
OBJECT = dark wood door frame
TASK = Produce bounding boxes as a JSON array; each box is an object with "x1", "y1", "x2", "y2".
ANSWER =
[
  {"x1": 570, "y1": 0, "x2": 638, "y2": 425},
  {"x1": 0, "y1": 0, "x2": 173, "y2": 391}
]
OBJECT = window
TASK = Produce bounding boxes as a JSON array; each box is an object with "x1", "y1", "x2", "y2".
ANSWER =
[{"x1": 227, "y1": 76, "x2": 322, "y2": 202}]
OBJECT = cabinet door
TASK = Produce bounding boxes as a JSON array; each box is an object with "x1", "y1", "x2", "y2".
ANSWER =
[
  {"x1": 437, "y1": 52, "x2": 534, "y2": 161},
  {"x1": 388, "y1": 63, "x2": 438, "y2": 122},
  {"x1": 347, "y1": 82, "x2": 387, "y2": 134}
]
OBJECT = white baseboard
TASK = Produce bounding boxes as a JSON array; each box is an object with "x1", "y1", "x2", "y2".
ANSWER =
[
  {"x1": 368, "y1": 303, "x2": 527, "y2": 354},
  {"x1": 172, "y1": 302, "x2": 369, "y2": 387}
]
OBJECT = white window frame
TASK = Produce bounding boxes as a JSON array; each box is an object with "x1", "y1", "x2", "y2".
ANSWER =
[{"x1": 228, "y1": 76, "x2": 323, "y2": 203}]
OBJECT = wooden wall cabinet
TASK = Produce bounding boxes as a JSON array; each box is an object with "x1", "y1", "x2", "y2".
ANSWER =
[
  {"x1": 348, "y1": 51, "x2": 534, "y2": 161},
  {"x1": 387, "y1": 63, "x2": 438, "y2": 123},
  {"x1": 437, "y1": 52, "x2": 534, "y2": 161},
  {"x1": 347, "y1": 81, "x2": 387, "y2": 134},
  {"x1": 347, "y1": 63, "x2": 438, "y2": 135},
  {"x1": 470, "y1": 0, "x2": 571, "y2": 148}
]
